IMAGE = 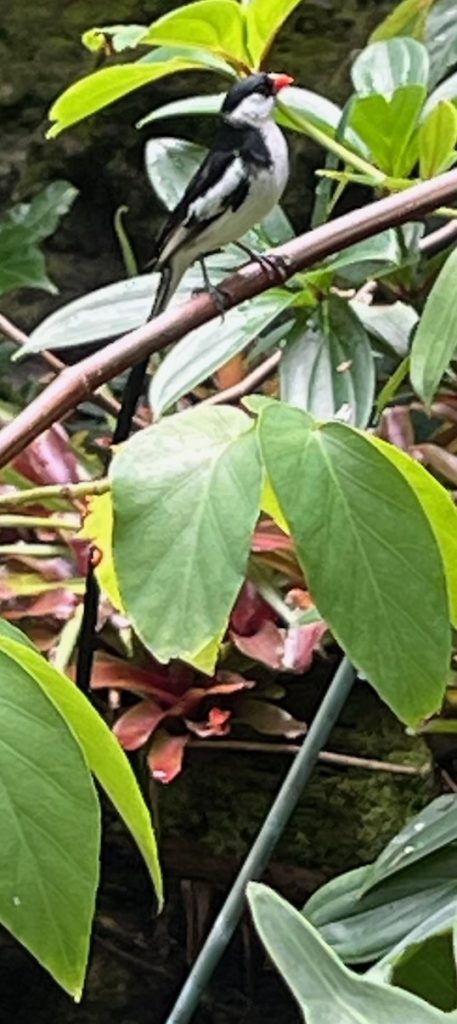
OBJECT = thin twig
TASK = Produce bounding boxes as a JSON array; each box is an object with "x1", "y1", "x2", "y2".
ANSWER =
[
  {"x1": 188, "y1": 738, "x2": 429, "y2": 775},
  {"x1": 2, "y1": 171, "x2": 457, "y2": 468},
  {"x1": 0, "y1": 313, "x2": 146, "y2": 428},
  {"x1": 0, "y1": 513, "x2": 79, "y2": 531},
  {"x1": 202, "y1": 350, "x2": 282, "y2": 406},
  {"x1": 441, "y1": 767, "x2": 457, "y2": 793},
  {"x1": 0, "y1": 477, "x2": 109, "y2": 510},
  {"x1": 419, "y1": 219, "x2": 457, "y2": 256}
]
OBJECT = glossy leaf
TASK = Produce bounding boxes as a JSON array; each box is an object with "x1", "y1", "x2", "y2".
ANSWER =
[
  {"x1": 426, "y1": 0, "x2": 457, "y2": 89},
  {"x1": 0, "y1": 617, "x2": 37, "y2": 650},
  {"x1": 370, "y1": 0, "x2": 434, "y2": 42},
  {"x1": 351, "y1": 38, "x2": 429, "y2": 96},
  {"x1": 245, "y1": 0, "x2": 303, "y2": 67},
  {"x1": 137, "y1": 92, "x2": 223, "y2": 128},
  {"x1": 248, "y1": 883, "x2": 451, "y2": 1024},
  {"x1": 424, "y1": 70, "x2": 457, "y2": 118},
  {"x1": 364, "y1": 795, "x2": 457, "y2": 891},
  {"x1": 138, "y1": 43, "x2": 237, "y2": 77},
  {"x1": 419, "y1": 100, "x2": 457, "y2": 177},
  {"x1": 370, "y1": 437, "x2": 457, "y2": 626},
  {"x1": 349, "y1": 86, "x2": 425, "y2": 176},
  {"x1": 82, "y1": 24, "x2": 148, "y2": 53},
  {"x1": 47, "y1": 59, "x2": 207, "y2": 137},
  {"x1": 259, "y1": 404, "x2": 450, "y2": 724},
  {"x1": 145, "y1": 137, "x2": 206, "y2": 210},
  {"x1": 149, "y1": 288, "x2": 294, "y2": 418},
  {"x1": 141, "y1": 0, "x2": 247, "y2": 64},
  {"x1": 0, "y1": 636, "x2": 163, "y2": 905},
  {"x1": 280, "y1": 300, "x2": 375, "y2": 427},
  {"x1": 0, "y1": 640, "x2": 100, "y2": 998},
  {"x1": 325, "y1": 229, "x2": 403, "y2": 285},
  {"x1": 306, "y1": 849, "x2": 457, "y2": 963},
  {"x1": 17, "y1": 253, "x2": 238, "y2": 356},
  {"x1": 277, "y1": 86, "x2": 366, "y2": 153},
  {"x1": 351, "y1": 300, "x2": 418, "y2": 357},
  {"x1": 410, "y1": 247, "x2": 457, "y2": 404},
  {"x1": 111, "y1": 406, "x2": 262, "y2": 663}
]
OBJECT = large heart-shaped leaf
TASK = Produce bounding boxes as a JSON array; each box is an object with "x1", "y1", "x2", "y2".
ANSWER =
[
  {"x1": 259, "y1": 404, "x2": 450, "y2": 724},
  {"x1": 111, "y1": 406, "x2": 262, "y2": 664},
  {"x1": 0, "y1": 635, "x2": 162, "y2": 905},
  {"x1": 0, "y1": 640, "x2": 100, "y2": 998},
  {"x1": 410, "y1": 246, "x2": 457, "y2": 404},
  {"x1": 149, "y1": 288, "x2": 294, "y2": 418},
  {"x1": 279, "y1": 299, "x2": 375, "y2": 427},
  {"x1": 141, "y1": 0, "x2": 247, "y2": 64},
  {"x1": 248, "y1": 883, "x2": 452, "y2": 1024}
]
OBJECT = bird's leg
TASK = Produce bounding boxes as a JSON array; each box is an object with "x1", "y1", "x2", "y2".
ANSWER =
[
  {"x1": 192, "y1": 257, "x2": 230, "y2": 316},
  {"x1": 233, "y1": 241, "x2": 289, "y2": 283}
]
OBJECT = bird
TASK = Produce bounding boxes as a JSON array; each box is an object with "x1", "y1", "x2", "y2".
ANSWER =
[{"x1": 112, "y1": 70, "x2": 294, "y2": 443}]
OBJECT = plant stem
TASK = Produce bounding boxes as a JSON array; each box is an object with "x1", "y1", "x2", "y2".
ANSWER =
[
  {"x1": 0, "y1": 514, "x2": 79, "y2": 531},
  {"x1": 188, "y1": 738, "x2": 429, "y2": 776},
  {"x1": 0, "y1": 478, "x2": 110, "y2": 510},
  {"x1": 278, "y1": 104, "x2": 386, "y2": 184},
  {"x1": 51, "y1": 604, "x2": 84, "y2": 672},
  {"x1": 0, "y1": 542, "x2": 68, "y2": 556},
  {"x1": 163, "y1": 657, "x2": 356, "y2": 1024}
]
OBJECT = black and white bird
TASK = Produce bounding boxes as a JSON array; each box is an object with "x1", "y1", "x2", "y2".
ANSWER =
[{"x1": 113, "y1": 70, "x2": 293, "y2": 442}]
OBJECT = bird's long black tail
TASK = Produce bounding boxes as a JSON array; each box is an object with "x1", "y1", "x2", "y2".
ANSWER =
[{"x1": 75, "y1": 264, "x2": 182, "y2": 692}]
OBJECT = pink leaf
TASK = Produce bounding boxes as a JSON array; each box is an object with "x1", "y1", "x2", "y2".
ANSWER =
[
  {"x1": 231, "y1": 620, "x2": 284, "y2": 669},
  {"x1": 185, "y1": 707, "x2": 232, "y2": 738},
  {"x1": 252, "y1": 520, "x2": 292, "y2": 552},
  {"x1": 113, "y1": 699, "x2": 166, "y2": 750},
  {"x1": 147, "y1": 730, "x2": 188, "y2": 783},
  {"x1": 13, "y1": 423, "x2": 84, "y2": 487},
  {"x1": 282, "y1": 622, "x2": 327, "y2": 672},
  {"x1": 91, "y1": 658, "x2": 176, "y2": 705},
  {"x1": 229, "y1": 581, "x2": 275, "y2": 635},
  {"x1": 209, "y1": 670, "x2": 256, "y2": 695}
]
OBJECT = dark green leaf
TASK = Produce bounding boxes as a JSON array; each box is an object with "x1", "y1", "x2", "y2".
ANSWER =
[
  {"x1": 259, "y1": 404, "x2": 450, "y2": 725},
  {"x1": 47, "y1": 59, "x2": 208, "y2": 137},
  {"x1": 149, "y1": 288, "x2": 294, "y2": 418},
  {"x1": 410, "y1": 247, "x2": 457, "y2": 403},
  {"x1": 248, "y1": 883, "x2": 451, "y2": 1023},
  {"x1": 375, "y1": 924, "x2": 457, "y2": 1011},
  {"x1": 0, "y1": 635, "x2": 162, "y2": 905},
  {"x1": 0, "y1": 639, "x2": 100, "y2": 998},
  {"x1": 0, "y1": 182, "x2": 77, "y2": 296},
  {"x1": 245, "y1": 0, "x2": 303, "y2": 67},
  {"x1": 419, "y1": 100, "x2": 457, "y2": 177},
  {"x1": 280, "y1": 299, "x2": 374, "y2": 427},
  {"x1": 141, "y1": 0, "x2": 247, "y2": 63},
  {"x1": 4, "y1": 182, "x2": 77, "y2": 244},
  {"x1": 111, "y1": 406, "x2": 262, "y2": 664},
  {"x1": 351, "y1": 38, "x2": 429, "y2": 96}
]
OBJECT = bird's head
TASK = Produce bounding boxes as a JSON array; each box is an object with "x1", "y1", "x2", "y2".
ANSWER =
[{"x1": 222, "y1": 72, "x2": 294, "y2": 127}]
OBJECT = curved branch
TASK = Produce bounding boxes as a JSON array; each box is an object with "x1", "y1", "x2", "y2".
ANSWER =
[{"x1": 1, "y1": 171, "x2": 457, "y2": 468}]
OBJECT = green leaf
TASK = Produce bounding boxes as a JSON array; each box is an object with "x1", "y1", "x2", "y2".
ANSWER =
[
  {"x1": 248, "y1": 883, "x2": 451, "y2": 1023},
  {"x1": 410, "y1": 247, "x2": 457, "y2": 404},
  {"x1": 426, "y1": 0, "x2": 457, "y2": 89},
  {"x1": 351, "y1": 300, "x2": 418, "y2": 357},
  {"x1": 419, "y1": 100, "x2": 457, "y2": 177},
  {"x1": 0, "y1": 182, "x2": 77, "y2": 297},
  {"x1": 82, "y1": 24, "x2": 149, "y2": 52},
  {"x1": 15, "y1": 253, "x2": 239, "y2": 356},
  {"x1": 138, "y1": 43, "x2": 237, "y2": 77},
  {"x1": 326, "y1": 229, "x2": 404, "y2": 285},
  {"x1": 364, "y1": 795, "x2": 457, "y2": 891},
  {"x1": 47, "y1": 59, "x2": 208, "y2": 137},
  {"x1": 0, "y1": 617, "x2": 36, "y2": 650},
  {"x1": 149, "y1": 288, "x2": 294, "y2": 418},
  {"x1": 0, "y1": 636, "x2": 162, "y2": 906},
  {"x1": 245, "y1": 0, "x2": 303, "y2": 67},
  {"x1": 0, "y1": 639, "x2": 100, "y2": 998},
  {"x1": 145, "y1": 136, "x2": 208, "y2": 210},
  {"x1": 137, "y1": 92, "x2": 223, "y2": 128},
  {"x1": 349, "y1": 86, "x2": 425, "y2": 176},
  {"x1": 277, "y1": 86, "x2": 366, "y2": 154},
  {"x1": 370, "y1": 0, "x2": 433, "y2": 42},
  {"x1": 351, "y1": 38, "x2": 430, "y2": 96},
  {"x1": 307, "y1": 849, "x2": 457, "y2": 963},
  {"x1": 369, "y1": 437, "x2": 457, "y2": 627},
  {"x1": 141, "y1": 0, "x2": 247, "y2": 64},
  {"x1": 259, "y1": 404, "x2": 450, "y2": 725},
  {"x1": 424, "y1": 70, "x2": 457, "y2": 118},
  {"x1": 111, "y1": 406, "x2": 262, "y2": 663},
  {"x1": 379, "y1": 929, "x2": 457, "y2": 1010},
  {"x1": 280, "y1": 299, "x2": 375, "y2": 427}
]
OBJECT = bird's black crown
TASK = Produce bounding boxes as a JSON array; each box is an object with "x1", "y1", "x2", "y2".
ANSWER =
[{"x1": 222, "y1": 73, "x2": 275, "y2": 115}]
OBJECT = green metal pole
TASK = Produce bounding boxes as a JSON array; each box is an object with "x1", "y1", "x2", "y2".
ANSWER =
[{"x1": 164, "y1": 656, "x2": 356, "y2": 1024}]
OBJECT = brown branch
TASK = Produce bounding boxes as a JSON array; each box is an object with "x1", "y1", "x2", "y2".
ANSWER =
[
  {"x1": 202, "y1": 350, "x2": 282, "y2": 406},
  {"x1": 2, "y1": 171, "x2": 457, "y2": 468},
  {"x1": 188, "y1": 738, "x2": 429, "y2": 775},
  {"x1": 0, "y1": 313, "x2": 146, "y2": 428},
  {"x1": 420, "y1": 219, "x2": 457, "y2": 256}
]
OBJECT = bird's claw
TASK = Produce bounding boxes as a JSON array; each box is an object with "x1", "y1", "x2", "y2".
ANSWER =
[{"x1": 192, "y1": 282, "x2": 230, "y2": 317}]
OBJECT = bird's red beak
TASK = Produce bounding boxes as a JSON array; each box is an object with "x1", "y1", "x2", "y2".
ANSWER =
[{"x1": 269, "y1": 72, "x2": 295, "y2": 93}]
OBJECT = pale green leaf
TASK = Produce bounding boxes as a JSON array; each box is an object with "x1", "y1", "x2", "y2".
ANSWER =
[
  {"x1": 137, "y1": 92, "x2": 223, "y2": 128},
  {"x1": 419, "y1": 100, "x2": 457, "y2": 177},
  {"x1": 426, "y1": 0, "x2": 457, "y2": 88},
  {"x1": 351, "y1": 300, "x2": 418, "y2": 357},
  {"x1": 424, "y1": 70, "x2": 457, "y2": 118},
  {"x1": 141, "y1": 0, "x2": 247, "y2": 63},
  {"x1": 0, "y1": 636, "x2": 162, "y2": 905},
  {"x1": 0, "y1": 639, "x2": 100, "y2": 998},
  {"x1": 111, "y1": 406, "x2": 262, "y2": 662},
  {"x1": 410, "y1": 247, "x2": 457, "y2": 404},
  {"x1": 149, "y1": 289, "x2": 294, "y2": 418},
  {"x1": 349, "y1": 86, "x2": 425, "y2": 176},
  {"x1": 248, "y1": 883, "x2": 451, "y2": 1023},
  {"x1": 47, "y1": 59, "x2": 207, "y2": 137},
  {"x1": 259, "y1": 404, "x2": 450, "y2": 724},
  {"x1": 145, "y1": 136, "x2": 207, "y2": 210},
  {"x1": 370, "y1": 0, "x2": 434, "y2": 42},
  {"x1": 82, "y1": 24, "x2": 149, "y2": 52},
  {"x1": 245, "y1": 0, "x2": 303, "y2": 67},
  {"x1": 351, "y1": 38, "x2": 430, "y2": 96}
]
